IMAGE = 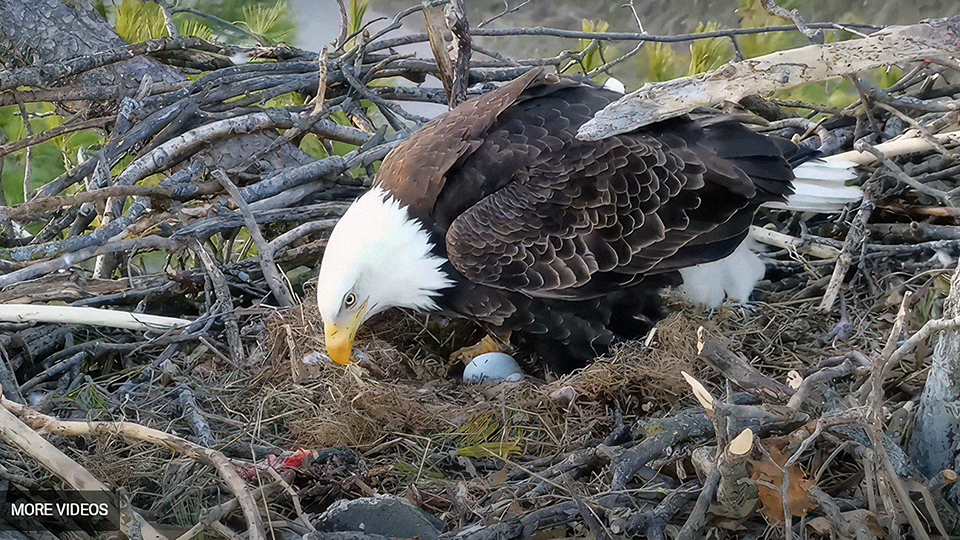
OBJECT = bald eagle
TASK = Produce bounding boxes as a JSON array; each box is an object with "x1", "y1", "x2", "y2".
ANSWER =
[{"x1": 316, "y1": 69, "x2": 859, "y2": 374}]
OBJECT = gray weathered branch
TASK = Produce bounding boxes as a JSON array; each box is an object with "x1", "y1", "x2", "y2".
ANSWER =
[{"x1": 579, "y1": 16, "x2": 960, "y2": 140}]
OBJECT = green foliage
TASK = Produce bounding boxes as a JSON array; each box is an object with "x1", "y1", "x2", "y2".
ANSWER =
[
  {"x1": 109, "y1": 0, "x2": 295, "y2": 46},
  {"x1": 688, "y1": 22, "x2": 731, "y2": 75},
  {"x1": 92, "y1": 0, "x2": 109, "y2": 18},
  {"x1": 68, "y1": 382, "x2": 109, "y2": 411},
  {"x1": 625, "y1": 0, "x2": 900, "y2": 113},
  {"x1": 115, "y1": 0, "x2": 168, "y2": 43},
  {"x1": 332, "y1": 0, "x2": 368, "y2": 52},
  {"x1": 731, "y1": 0, "x2": 869, "y2": 109},
  {"x1": 448, "y1": 413, "x2": 522, "y2": 460},
  {"x1": 0, "y1": 105, "x2": 102, "y2": 205},
  {"x1": 577, "y1": 19, "x2": 613, "y2": 73},
  {"x1": 561, "y1": 20, "x2": 618, "y2": 85},
  {"x1": 644, "y1": 42, "x2": 678, "y2": 82},
  {"x1": 391, "y1": 461, "x2": 445, "y2": 481},
  {"x1": 875, "y1": 65, "x2": 904, "y2": 90},
  {"x1": 239, "y1": 0, "x2": 294, "y2": 44},
  {"x1": 735, "y1": 0, "x2": 803, "y2": 59},
  {"x1": 1, "y1": 1, "x2": 297, "y2": 203},
  {"x1": 348, "y1": 0, "x2": 369, "y2": 37},
  {"x1": 179, "y1": 19, "x2": 214, "y2": 41},
  {"x1": 299, "y1": 133, "x2": 330, "y2": 160},
  {"x1": 265, "y1": 91, "x2": 307, "y2": 110},
  {"x1": 297, "y1": 110, "x2": 365, "y2": 165}
]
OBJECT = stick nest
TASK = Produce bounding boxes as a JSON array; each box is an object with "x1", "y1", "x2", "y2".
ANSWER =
[{"x1": 2, "y1": 6, "x2": 960, "y2": 539}]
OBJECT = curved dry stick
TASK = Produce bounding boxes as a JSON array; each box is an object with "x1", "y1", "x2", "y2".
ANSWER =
[
  {"x1": 1, "y1": 395, "x2": 267, "y2": 540},
  {"x1": 0, "y1": 395, "x2": 165, "y2": 539}
]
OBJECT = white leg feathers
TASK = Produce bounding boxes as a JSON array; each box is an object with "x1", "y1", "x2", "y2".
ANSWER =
[
  {"x1": 678, "y1": 238, "x2": 766, "y2": 308},
  {"x1": 679, "y1": 158, "x2": 861, "y2": 308}
]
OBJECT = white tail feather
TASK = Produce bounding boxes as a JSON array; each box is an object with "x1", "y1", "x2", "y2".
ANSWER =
[{"x1": 763, "y1": 159, "x2": 862, "y2": 213}]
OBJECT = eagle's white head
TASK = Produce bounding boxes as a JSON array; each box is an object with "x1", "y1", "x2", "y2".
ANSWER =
[{"x1": 316, "y1": 187, "x2": 453, "y2": 364}]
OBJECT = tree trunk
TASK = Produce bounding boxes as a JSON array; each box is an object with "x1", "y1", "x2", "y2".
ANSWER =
[
  {"x1": 0, "y1": 0, "x2": 181, "y2": 88},
  {"x1": 0, "y1": 0, "x2": 313, "y2": 279},
  {"x1": 0, "y1": 0, "x2": 312, "y2": 177}
]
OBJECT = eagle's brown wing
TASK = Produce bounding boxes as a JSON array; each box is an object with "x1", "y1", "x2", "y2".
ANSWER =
[
  {"x1": 443, "y1": 87, "x2": 794, "y2": 299},
  {"x1": 375, "y1": 69, "x2": 542, "y2": 214}
]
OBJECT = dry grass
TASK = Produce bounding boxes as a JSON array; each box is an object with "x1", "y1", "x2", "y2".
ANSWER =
[{"x1": 223, "y1": 282, "x2": 898, "y2": 464}]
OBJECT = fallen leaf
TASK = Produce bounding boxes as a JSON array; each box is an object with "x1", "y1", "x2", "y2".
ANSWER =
[
  {"x1": 748, "y1": 444, "x2": 818, "y2": 521},
  {"x1": 805, "y1": 516, "x2": 832, "y2": 536}
]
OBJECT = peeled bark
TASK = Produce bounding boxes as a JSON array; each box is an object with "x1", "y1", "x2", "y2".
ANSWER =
[
  {"x1": 910, "y1": 260, "x2": 960, "y2": 491},
  {"x1": 579, "y1": 16, "x2": 960, "y2": 140}
]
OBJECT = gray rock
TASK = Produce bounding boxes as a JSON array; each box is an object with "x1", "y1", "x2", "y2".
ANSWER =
[{"x1": 314, "y1": 495, "x2": 443, "y2": 540}]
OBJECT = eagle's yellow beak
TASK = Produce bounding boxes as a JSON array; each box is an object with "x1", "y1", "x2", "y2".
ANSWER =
[
  {"x1": 324, "y1": 303, "x2": 368, "y2": 365},
  {"x1": 324, "y1": 321, "x2": 359, "y2": 365}
]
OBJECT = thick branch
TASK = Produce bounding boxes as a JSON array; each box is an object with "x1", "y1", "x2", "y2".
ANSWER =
[{"x1": 579, "y1": 16, "x2": 960, "y2": 139}]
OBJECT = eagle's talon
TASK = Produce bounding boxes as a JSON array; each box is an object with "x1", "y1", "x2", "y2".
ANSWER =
[
  {"x1": 451, "y1": 334, "x2": 510, "y2": 366},
  {"x1": 733, "y1": 301, "x2": 760, "y2": 313}
]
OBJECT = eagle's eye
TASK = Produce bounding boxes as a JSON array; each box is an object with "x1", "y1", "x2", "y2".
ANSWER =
[{"x1": 344, "y1": 292, "x2": 357, "y2": 309}]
